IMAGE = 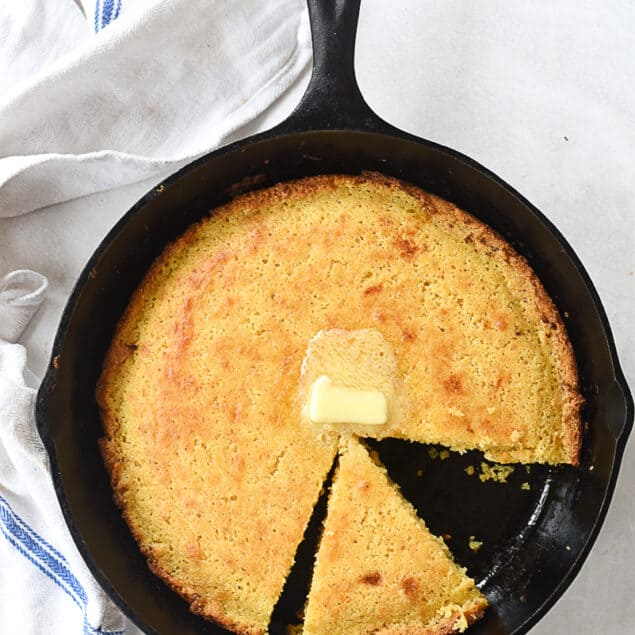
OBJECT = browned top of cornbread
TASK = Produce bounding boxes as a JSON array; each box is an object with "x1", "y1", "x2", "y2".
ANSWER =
[
  {"x1": 303, "y1": 437, "x2": 488, "y2": 635},
  {"x1": 133, "y1": 171, "x2": 580, "y2": 464},
  {"x1": 97, "y1": 172, "x2": 582, "y2": 634}
]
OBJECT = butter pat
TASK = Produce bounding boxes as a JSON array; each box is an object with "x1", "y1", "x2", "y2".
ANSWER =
[{"x1": 307, "y1": 375, "x2": 387, "y2": 426}]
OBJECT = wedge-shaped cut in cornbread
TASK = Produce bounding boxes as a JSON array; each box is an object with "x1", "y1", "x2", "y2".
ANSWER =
[{"x1": 303, "y1": 437, "x2": 488, "y2": 635}]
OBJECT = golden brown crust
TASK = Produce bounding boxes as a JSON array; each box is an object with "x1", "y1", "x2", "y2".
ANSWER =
[
  {"x1": 97, "y1": 171, "x2": 582, "y2": 634},
  {"x1": 268, "y1": 171, "x2": 582, "y2": 464},
  {"x1": 374, "y1": 599, "x2": 487, "y2": 634}
]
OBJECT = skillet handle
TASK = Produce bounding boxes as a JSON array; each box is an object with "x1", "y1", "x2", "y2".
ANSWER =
[
  {"x1": 610, "y1": 379, "x2": 634, "y2": 444},
  {"x1": 282, "y1": 0, "x2": 390, "y2": 133}
]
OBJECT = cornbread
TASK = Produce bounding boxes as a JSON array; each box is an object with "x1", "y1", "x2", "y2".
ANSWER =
[
  {"x1": 303, "y1": 437, "x2": 488, "y2": 634},
  {"x1": 97, "y1": 172, "x2": 583, "y2": 633}
]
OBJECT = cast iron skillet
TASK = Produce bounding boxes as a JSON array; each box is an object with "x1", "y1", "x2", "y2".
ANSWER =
[{"x1": 36, "y1": 1, "x2": 633, "y2": 633}]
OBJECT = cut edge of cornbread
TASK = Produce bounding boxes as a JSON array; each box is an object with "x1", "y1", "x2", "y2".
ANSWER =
[{"x1": 302, "y1": 436, "x2": 488, "y2": 635}]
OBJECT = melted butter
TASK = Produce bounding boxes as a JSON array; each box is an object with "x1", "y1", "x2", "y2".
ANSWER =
[
  {"x1": 307, "y1": 375, "x2": 388, "y2": 426},
  {"x1": 299, "y1": 328, "x2": 406, "y2": 433}
]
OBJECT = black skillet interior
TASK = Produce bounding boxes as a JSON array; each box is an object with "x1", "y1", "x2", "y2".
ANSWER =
[{"x1": 36, "y1": 1, "x2": 633, "y2": 634}]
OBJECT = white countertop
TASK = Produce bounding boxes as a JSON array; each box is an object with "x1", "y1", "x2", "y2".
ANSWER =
[{"x1": 1, "y1": 1, "x2": 633, "y2": 633}]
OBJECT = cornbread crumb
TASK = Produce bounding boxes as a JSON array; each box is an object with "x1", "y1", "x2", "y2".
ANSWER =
[
  {"x1": 428, "y1": 447, "x2": 439, "y2": 460},
  {"x1": 439, "y1": 450, "x2": 450, "y2": 460},
  {"x1": 416, "y1": 469, "x2": 423, "y2": 477},
  {"x1": 521, "y1": 482, "x2": 531, "y2": 491},
  {"x1": 468, "y1": 536, "x2": 483, "y2": 552},
  {"x1": 437, "y1": 604, "x2": 469, "y2": 633},
  {"x1": 454, "y1": 612, "x2": 469, "y2": 632},
  {"x1": 479, "y1": 462, "x2": 515, "y2": 483},
  {"x1": 465, "y1": 466, "x2": 475, "y2": 476}
]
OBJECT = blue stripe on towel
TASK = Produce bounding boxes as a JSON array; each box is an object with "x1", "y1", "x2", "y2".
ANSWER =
[
  {"x1": 5, "y1": 495, "x2": 70, "y2": 565},
  {"x1": 0, "y1": 523, "x2": 82, "y2": 607},
  {"x1": 0, "y1": 495, "x2": 123, "y2": 635},
  {"x1": 0, "y1": 495, "x2": 86, "y2": 604},
  {"x1": 102, "y1": 0, "x2": 115, "y2": 29},
  {"x1": 95, "y1": 0, "x2": 122, "y2": 32}
]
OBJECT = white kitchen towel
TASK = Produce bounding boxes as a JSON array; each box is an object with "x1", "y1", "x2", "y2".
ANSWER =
[
  {"x1": 0, "y1": 0, "x2": 311, "y2": 217},
  {"x1": 0, "y1": 270, "x2": 48, "y2": 344},
  {"x1": 0, "y1": 270, "x2": 125, "y2": 634}
]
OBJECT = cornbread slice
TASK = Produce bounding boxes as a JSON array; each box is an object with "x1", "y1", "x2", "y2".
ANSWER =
[{"x1": 303, "y1": 437, "x2": 488, "y2": 634}]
